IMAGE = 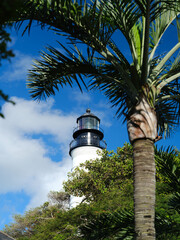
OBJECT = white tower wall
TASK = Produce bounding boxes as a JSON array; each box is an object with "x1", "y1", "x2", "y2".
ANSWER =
[
  {"x1": 71, "y1": 146, "x2": 101, "y2": 169},
  {"x1": 70, "y1": 146, "x2": 102, "y2": 208}
]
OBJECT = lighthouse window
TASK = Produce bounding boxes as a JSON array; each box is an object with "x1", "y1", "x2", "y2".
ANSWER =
[
  {"x1": 89, "y1": 117, "x2": 94, "y2": 128},
  {"x1": 78, "y1": 116, "x2": 100, "y2": 130},
  {"x1": 78, "y1": 119, "x2": 83, "y2": 129},
  {"x1": 84, "y1": 117, "x2": 90, "y2": 128}
]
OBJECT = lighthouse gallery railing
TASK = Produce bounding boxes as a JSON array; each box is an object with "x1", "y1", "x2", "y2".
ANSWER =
[{"x1": 69, "y1": 137, "x2": 107, "y2": 150}]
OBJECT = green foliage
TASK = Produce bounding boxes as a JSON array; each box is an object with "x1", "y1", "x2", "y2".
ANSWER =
[
  {"x1": 168, "y1": 192, "x2": 180, "y2": 214},
  {"x1": 47, "y1": 191, "x2": 70, "y2": 209},
  {"x1": 80, "y1": 209, "x2": 135, "y2": 240},
  {"x1": 4, "y1": 202, "x2": 60, "y2": 239},
  {"x1": 80, "y1": 209, "x2": 180, "y2": 240},
  {"x1": 3, "y1": 192, "x2": 72, "y2": 239},
  {"x1": 64, "y1": 143, "x2": 133, "y2": 204},
  {"x1": 155, "y1": 146, "x2": 180, "y2": 192},
  {"x1": 155, "y1": 145, "x2": 180, "y2": 230},
  {"x1": 3, "y1": 145, "x2": 180, "y2": 239}
]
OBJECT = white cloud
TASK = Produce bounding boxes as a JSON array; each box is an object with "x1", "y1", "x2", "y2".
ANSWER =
[
  {"x1": 0, "y1": 51, "x2": 34, "y2": 81},
  {"x1": 0, "y1": 97, "x2": 76, "y2": 209},
  {"x1": 2, "y1": 98, "x2": 75, "y2": 142},
  {"x1": 7, "y1": 35, "x2": 17, "y2": 48},
  {"x1": 0, "y1": 93, "x2": 114, "y2": 216},
  {"x1": 71, "y1": 90, "x2": 91, "y2": 104}
]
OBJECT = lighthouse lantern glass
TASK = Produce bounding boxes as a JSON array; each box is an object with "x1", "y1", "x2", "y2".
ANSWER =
[{"x1": 78, "y1": 117, "x2": 99, "y2": 130}]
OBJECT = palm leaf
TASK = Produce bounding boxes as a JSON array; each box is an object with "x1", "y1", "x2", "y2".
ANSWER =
[
  {"x1": 16, "y1": 0, "x2": 115, "y2": 51},
  {"x1": 27, "y1": 40, "x2": 137, "y2": 107},
  {"x1": 27, "y1": 44, "x2": 97, "y2": 99},
  {"x1": 27, "y1": 36, "x2": 139, "y2": 118},
  {"x1": 149, "y1": 52, "x2": 180, "y2": 137},
  {"x1": 155, "y1": 212, "x2": 180, "y2": 239},
  {"x1": 177, "y1": 15, "x2": 180, "y2": 42},
  {"x1": 80, "y1": 209, "x2": 135, "y2": 240},
  {"x1": 155, "y1": 87, "x2": 180, "y2": 137},
  {"x1": 152, "y1": 42, "x2": 180, "y2": 87},
  {"x1": 79, "y1": 208, "x2": 180, "y2": 239},
  {"x1": 128, "y1": 18, "x2": 144, "y2": 71},
  {"x1": 156, "y1": 101, "x2": 180, "y2": 138},
  {"x1": 149, "y1": 9, "x2": 178, "y2": 64},
  {"x1": 168, "y1": 192, "x2": 180, "y2": 213},
  {"x1": 155, "y1": 146, "x2": 180, "y2": 191}
]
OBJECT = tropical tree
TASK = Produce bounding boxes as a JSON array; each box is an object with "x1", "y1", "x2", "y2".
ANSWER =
[
  {"x1": 64, "y1": 145, "x2": 180, "y2": 239},
  {"x1": 80, "y1": 209, "x2": 180, "y2": 240},
  {"x1": 14, "y1": 1, "x2": 180, "y2": 239},
  {"x1": 66, "y1": 145, "x2": 180, "y2": 240},
  {"x1": 3, "y1": 145, "x2": 180, "y2": 240},
  {"x1": 64, "y1": 144, "x2": 133, "y2": 204}
]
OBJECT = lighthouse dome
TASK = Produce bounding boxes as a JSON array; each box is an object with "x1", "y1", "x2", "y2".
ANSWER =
[
  {"x1": 69, "y1": 109, "x2": 106, "y2": 156},
  {"x1": 76, "y1": 108, "x2": 100, "y2": 123}
]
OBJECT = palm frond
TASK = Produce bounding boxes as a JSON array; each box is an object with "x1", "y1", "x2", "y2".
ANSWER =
[
  {"x1": 16, "y1": 0, "x2": 115, "y2": 51},
  {"x1": 101, "y1": 1, "x2": 144, "y2": 75},
  {"x1": 155, "y1": 146, "x2": 180, "y2": 191},
  {"x1": 143, "y1": 1, "x2": 179, "y2": 84},
  {"x1": 27, "y1": 44, "x2": 97, "y2": 99},
  {"x1": 101, "y1": 0, "x2": 142, "y2": 32},
  {"x1": 107, "y1": 39, "x2": 130, "y2": 67},
  {"x1": 177, "y1": 15, "x2": 180, "y2": 42},
  {"x1": 148, "y1": 51, "x2": 180, "y2": 137},
  {"x1": 129, "y1": 18, "x2": 144, "y2": 71},
  {"x1": 149, "y1": 9, "x2": 178, "y2": 62},
  {"x1": 155, "y1": 212, "x2": 180, "y2": 239},
  {"x1": 27, "y1": 35, "x2": 139, "y2": 119},
  {"x1": 27, "y1": 40, "x2": 137, "y2": 112},
  {"x1": 168, "y1": 192, "x2": 180, "y2": 213},
  {"x1": 155, "y1": 84, "x2": 180, "y2": 137},
  {"x1": 152, "y1": 43, "x2": 180, "y2": 88},
  {"x1": 149, "y1": 0, "x2": 180, "y2": 22},
  {"x1": 89, "y1": 61, "x2": 139, "y2": 120},
  {"x1": 156, "y1": 99, "x2": 180, "y2": 138},
  {"x1": 79, "y1": 208, "x2": 180, "y2": 239},
  {"x1": 80, "y1": 209, "x2": 135, "y2": 240}
]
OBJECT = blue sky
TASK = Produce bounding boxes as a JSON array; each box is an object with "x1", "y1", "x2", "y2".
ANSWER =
[{"x1": 0, "y1": 22, "x2": 180, "y2": 229}]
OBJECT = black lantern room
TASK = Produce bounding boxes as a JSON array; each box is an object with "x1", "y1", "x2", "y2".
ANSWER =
[{"x1": 69, "y1": 109, "x2": 106, "y2": 155}]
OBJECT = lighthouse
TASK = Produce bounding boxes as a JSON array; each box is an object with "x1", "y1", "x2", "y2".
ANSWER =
[{"x1": 69, "y1": 109, "x2": 107, "y2": 207}]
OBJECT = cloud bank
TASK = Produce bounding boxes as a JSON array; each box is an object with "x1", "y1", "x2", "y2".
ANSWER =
[
  {"x1": 0, "y1": 97, "x2": 77, "y2": 209},
  {"x1": 0, "y1": 51, "x2": 34, "y2": 82}
]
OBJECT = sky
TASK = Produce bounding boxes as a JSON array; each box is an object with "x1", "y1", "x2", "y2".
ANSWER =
[{"x1": 0, "y1": 21, "x2": 180, "y2": 229}]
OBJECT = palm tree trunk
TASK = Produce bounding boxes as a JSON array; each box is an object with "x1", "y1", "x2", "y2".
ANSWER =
[
  {"x1": 133, "y1": 138, "x2": 156, "y2": 240},
  {"x1": 127, "y1": 97, "x2": 158, "y2": 239}
]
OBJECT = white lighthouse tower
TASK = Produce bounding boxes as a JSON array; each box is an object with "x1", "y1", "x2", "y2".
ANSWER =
[{"x1": 69, "y1": 108, "x2": 107, "y2": 208}]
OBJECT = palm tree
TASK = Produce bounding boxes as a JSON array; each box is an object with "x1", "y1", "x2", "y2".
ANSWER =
[
  {"x1": 79, "y1": 209, "x2": 180, "y2": 240},
  {"x1": 15, "y1": 1, "x2": 180, "y2": 239},
  {"x1": 78, "y1": 146, "x2": 180, "y2": 240}
]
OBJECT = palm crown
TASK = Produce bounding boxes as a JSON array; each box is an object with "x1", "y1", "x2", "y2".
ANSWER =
[{"x1": 16, "y1": 0, "x2": 180, "y2": 138}]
